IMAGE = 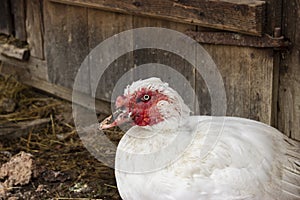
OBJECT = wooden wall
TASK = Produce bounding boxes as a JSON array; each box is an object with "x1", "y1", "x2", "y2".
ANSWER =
[
  {"x1": 203, "y1": 45, "x2": 274, "y2": 124},
  {"x1": 43, "y1": 0, "x2": 275, "y2": 125},
  {"x1": 278, "y1": 0, "x2": 300, "y2": 141}
]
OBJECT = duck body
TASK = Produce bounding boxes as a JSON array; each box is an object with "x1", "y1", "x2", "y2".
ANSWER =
[
  {"x1": 99, "y1": 77, "x2": 299, "y2": 200},
  {"x1": 115, "y1": 116, "x2": 288, "y2": 200}
]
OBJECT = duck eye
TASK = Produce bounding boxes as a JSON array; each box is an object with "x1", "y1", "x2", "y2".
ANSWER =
[
  {"x1": 142, "y1": 94, "x2": 151, "y2": 102},
  {"x1": 136, "y1": 94, "x2": 151, "y2": 103}
]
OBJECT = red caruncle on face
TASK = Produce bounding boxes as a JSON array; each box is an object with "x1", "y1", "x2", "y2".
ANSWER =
[{"x1": 126, "y1": 88, "x2": 169, "y2": 126}]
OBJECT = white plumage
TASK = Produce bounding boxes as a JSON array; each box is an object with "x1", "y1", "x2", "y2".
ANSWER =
[{"x1": 100, "y1": 77, "x2": 300, "y2": 200}]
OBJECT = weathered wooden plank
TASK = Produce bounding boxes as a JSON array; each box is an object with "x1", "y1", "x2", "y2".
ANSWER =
[
  {"x1": 50, "y1": 0, "x2": 266, "y2": 36},
  {"x1": 271, "y1": 51, "x2": 280, "y2": 127},
  {"x1": 263, "y1": 0, "x2": 283, "y2": 127},
  {"x1": 44, "y1": 0, "x2": 90, "y2": 94},
  {"x1": 201, "y1": 45, "x2": 249, "y2": 118},
  {"x1": 87, "y1": 9, "x2": 134, "y2": 102},
  {"x1": 26, "y1": 0, "x2": 44, "y2": 59},
  {"x1": 264, "y1": 0, "x2": 283, "y2": 34},
  {"x1": 25, "y1": 78, "x2": 111, "y2": 115},
  {"x1": 0, "y1": 62, "x2": 110, "y2": 115},
  {"x1": 0, "y1": 0, "x2": 13, "y2": 35},
  {"x1": 248, "y1": 50, "x2": 274, "y2": 124},
  {"x1": 10, "y1": 0, "x2": 27, "y2": 41},
  {"x1": 202, "y1": 45, "x2": 274, "y2": 124},
  {"x1": 186, "y1": 31, "x2": 290, "y2": 48},
  {"x1": 0, "y1": 43, "x2": 29, "y2": 61},
  {"x1": 132, "y1": 16, "x2": 198, "y2": 113},
  {"x1": 0, "y1": 54, "x2": 48, "y2": 81},
  {"x1": 278, "y1": 0, "x2": 300, "y2": 141}
]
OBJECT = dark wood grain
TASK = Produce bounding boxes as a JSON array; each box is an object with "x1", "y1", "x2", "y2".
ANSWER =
[
  {"x1": 264, "y1": 0, "x2": 283, "y2": 34},
  {"x1": 132, "y1": 16, "x2": 199, "y2": 114},
  {"x1": 10, "y1": 0, "x2": 27, "y2": 41},
  {"x1": 88, "y1": 9, "x2": 134, "y2": 102},
  {"x1": 26, "y1": 0, "x2": 44, "y2": 59},
  {"x1": 0, "y1": 54, "x2": 48, "y2": 81},
  {"x1": 44, "y1": 1, "x2": 90, "y2": 94},
  {"x1": 278, "y1": 0, "x2": 300, "y2": 141},
  {"x1": 50, "y1": 0, "x2": 266, "y2": 36},
  {"x1": 263, "y1": 0, "x2": 284, "y2": 127},
  {"x1": 202, "y1": 45, "x2": 274, "y2": 124},
  {"x1": 0, "y1": 0, "x2": 13, "y2": 35},
  {"x1": 186, "y1": 31, "x2": 290, "y2": 48},
  {"x1": 0, "y1": 61, "x2": 110, "y2": 115}
]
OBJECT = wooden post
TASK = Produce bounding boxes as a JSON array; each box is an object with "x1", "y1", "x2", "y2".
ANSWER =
[
  {"x1": 11, "y1": 0, "x2": 27, "y2": 41},
  {"x1": 0, "y1": 0, "x2": 13, "y2": 35},
  {"x1": 26, "y1": 0, "x2": 44, "y2": 59},
  {"x1": 278, "y1": 0, "x2": 300, "y2": 141}
]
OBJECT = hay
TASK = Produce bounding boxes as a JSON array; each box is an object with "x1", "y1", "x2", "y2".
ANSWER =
[
  {"x1": 0, "y1": 74, "x2": 122, "y2": 199},
  {"x1": 0, "y1": 75, "x2": 60, "y2": 121}
]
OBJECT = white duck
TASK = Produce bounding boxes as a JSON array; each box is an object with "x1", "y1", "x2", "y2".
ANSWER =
[{"x1": 100, "y1": 77, "x2": 300, "y2": 200}]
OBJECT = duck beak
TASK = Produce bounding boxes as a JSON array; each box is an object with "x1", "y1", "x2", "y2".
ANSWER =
[
  {"x1": 99, "y1": 107, "x2": 131, "y2": 130},
  {"x1": 99, "y1": 94, "x2": 132, "y2": 130}
]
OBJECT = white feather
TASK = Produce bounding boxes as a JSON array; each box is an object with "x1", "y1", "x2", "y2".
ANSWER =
[{"x1": 115, "y1": 78, "x2": 300, "y2": 200}]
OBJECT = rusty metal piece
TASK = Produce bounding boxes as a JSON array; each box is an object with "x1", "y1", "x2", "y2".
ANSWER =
[
  {"x1": 274, "y1": 27, "x2": 281, "y2": 38},
  {"x1": 186, "y1": 30, "x2": 290, "y2": 49}
]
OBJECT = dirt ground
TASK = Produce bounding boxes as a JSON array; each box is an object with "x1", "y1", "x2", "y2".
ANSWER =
[{"x1": 0, "y1": 75, "x2": 122, "y2": 200}]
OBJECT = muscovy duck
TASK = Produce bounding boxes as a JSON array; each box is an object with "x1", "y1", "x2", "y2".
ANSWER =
[{"x1": 100, "y1": 77, "x2": 300, "y2": 200}]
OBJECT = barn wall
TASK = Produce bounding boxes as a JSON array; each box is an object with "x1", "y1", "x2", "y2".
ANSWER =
[
  {"x1": 42, "y1": 1, "x2": 275, "y2": 125},
  {"x1": 44, "y1": 1, "x2": 90, "y2": 93},
  {"x1": 203, "y1": 45, "x2": 274, "y2": 124},
  {"x1": 131, "y1": 16, "x2": 198, "y2": 113},
  {"x1": 88, "y1": 10, "x2": 134, "y2": 101},
  {"x1": 278, "y1": 0, "x2": 300, "y2": 141}
]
